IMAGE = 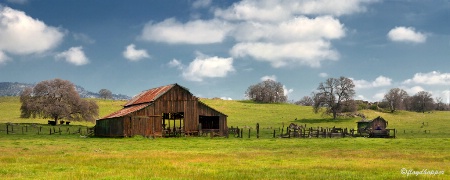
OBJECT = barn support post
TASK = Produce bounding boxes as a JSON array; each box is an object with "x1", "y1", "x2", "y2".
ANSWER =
[{"x1": 152, "y1": 119, "x2": 155, "y2": 139}]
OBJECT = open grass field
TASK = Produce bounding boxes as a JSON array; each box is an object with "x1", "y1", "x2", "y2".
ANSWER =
[{"x1": 1, "y1": 97, "x2": 449, "y2": 179}]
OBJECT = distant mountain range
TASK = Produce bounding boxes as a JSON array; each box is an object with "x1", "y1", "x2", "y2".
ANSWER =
[{"x1": 0, "y1": 82, "x2": 131, "y2": 100}]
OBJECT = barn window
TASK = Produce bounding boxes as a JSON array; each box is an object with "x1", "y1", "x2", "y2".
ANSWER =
[{"x1": 199, "y1": 116, "x2": 219, "y2": 129}]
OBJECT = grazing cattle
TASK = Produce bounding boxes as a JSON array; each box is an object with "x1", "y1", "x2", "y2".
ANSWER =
[{"x1": 48, "y1": 120, "x2": 57, "y2": 126}]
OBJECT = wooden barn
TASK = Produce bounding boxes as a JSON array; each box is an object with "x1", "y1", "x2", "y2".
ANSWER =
[{"x1": 95, "y1": 84, "x2": 228, "y2": 137}]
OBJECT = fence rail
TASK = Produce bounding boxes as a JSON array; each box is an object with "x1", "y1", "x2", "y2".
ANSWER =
[{"x1": 1, "y1": 123, "x2": 94, "y2": 136}]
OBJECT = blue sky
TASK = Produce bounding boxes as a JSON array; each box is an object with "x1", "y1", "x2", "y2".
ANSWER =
[{"x1": 1, "y1": 0, "x2": 449, "y2": 103}]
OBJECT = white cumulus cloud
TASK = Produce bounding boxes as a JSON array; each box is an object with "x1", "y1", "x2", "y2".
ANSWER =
[
  {"x1": 0, "y1": 6, "x2": 64, "y2": 55},
  {"x1": 260, "y1": 75, "x2": 277, "y2": 81},
  {"x1": 55, "y1": 46, "x2": 89, "y2": 66},
  {"x1": 353, "y1": 75, "x2": 392, "y2": 89},
  {"x1": 388, "y1": 26, "x2": 427, "y2": 43},
  {"x1": 0, "y1": 51, "x2": 11, "y2": 65},
  {"x1": 168, "y1": 59, "x2": 183, "y2": 70},
  {"x1": 231, "y1": 41, "x2": 339, "y2": 68},
  {"x1": 181, "y1": 54, "x2": 235, "y2": 82},
  {"x1": 319, "y1": 72, "x2": 328, "y2": 78},
  {"x1": 140, "y1": 18, "x2": 231, "y2": 44},
  {"x1": 403, "y1": 71, "x2": 450, "y2": 85},
  {"x1": 296, "y1": 0, "x2": 378, "y2": 16},
  {"x1": 141, "y1": 0, "x2": 378, "y2": 69},
  {"x1": 214, "y1": 0, "x2": 377, "y2": 22},
  {"x1": 283, "y1": 85, "x2": 294, "y2": 97},
  {"x1": 123, "y1": 44, "x2": 150, "y2": 61}
]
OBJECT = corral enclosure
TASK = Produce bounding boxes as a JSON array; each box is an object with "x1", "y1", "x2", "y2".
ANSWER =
[{"x1": 95, "y1": 84, "x2": 227, "y2": 137}]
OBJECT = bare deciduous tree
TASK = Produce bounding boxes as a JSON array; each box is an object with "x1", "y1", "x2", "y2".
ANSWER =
[
  {"x1": 383, "y1": 88, "x2": 409, "y2": 113},
  {"x1": 410, "y1": 91, "x2": 434, "y2": 113},
  {"x1": 99, "y1": 88, "x2": 113, "y2": 99},
  {"x1": 20, "y1": 78, "x2": 99, "y2": 122},
  {"x1": 435, "y1": 97, "x2": 448, "y2": 111},
  {"x1": 313, "y1": 76, "x2": 355, "y2": 119},
  {"x1": 245, "y1": 79, "x2": 287, "y2": 103},
  {"x1": 295, "y1": 96, "x2": 314, "y2": 106}
]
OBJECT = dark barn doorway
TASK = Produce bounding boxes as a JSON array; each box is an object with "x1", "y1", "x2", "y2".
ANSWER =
[{"x1": 199, "y1": 115, "x2": 219, "y2": 130}]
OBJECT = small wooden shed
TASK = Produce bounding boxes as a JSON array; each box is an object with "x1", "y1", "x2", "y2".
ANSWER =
[
  {"x1": 95, "y1": 84, "x2": 227, "y2": 137},
  {"x1": 357, "y1": 116, "x2": 393, "y2": 138}
]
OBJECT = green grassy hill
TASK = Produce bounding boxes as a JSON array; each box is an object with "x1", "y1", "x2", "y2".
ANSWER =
[
  {"x1": 201, "y1": 98, "x2": 450, "y2": 138},
  {"x1": 1, "y1": 96, "x2": 449, "y2": 138},
  {"x1": 1, "y1": 97, "x2": 449, "y2": 179}
]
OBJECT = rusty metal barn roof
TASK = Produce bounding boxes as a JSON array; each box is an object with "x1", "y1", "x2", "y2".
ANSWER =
[
  {"x1": 124, "y1": 84, "x2": 175, "y2": 107},
  {"x1": 102, "y1": 104, "x2": 149, "y2": 119}
]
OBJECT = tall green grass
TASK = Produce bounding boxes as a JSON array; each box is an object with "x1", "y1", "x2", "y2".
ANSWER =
[
  {"x1": 0, "y1": 135, "x2": 448, "y2": 179},
  {"x1": 0, "y1": 97, "x2": 449, "y2": 179}
]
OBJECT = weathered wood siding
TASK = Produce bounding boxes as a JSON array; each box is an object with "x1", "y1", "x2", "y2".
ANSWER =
[
  {"x1": 95, "y1": 117, "x2": 124, "y2": 137},
  {"x1": 197, "y1": 102, "x2": 228, "y2": 136}
]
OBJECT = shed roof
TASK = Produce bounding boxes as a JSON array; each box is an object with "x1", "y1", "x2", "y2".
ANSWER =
[
  {"x1": 124, "y1": 84, "x2": 176, "y2": 107},
  {"x1": 102, "y1": 104, "x2": 149, "y2": 119}
]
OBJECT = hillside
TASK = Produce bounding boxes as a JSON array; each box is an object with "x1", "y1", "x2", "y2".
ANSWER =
[
  {"x1": 0, "y1": 82, "x2": 130, "y2": 100},
  {"x1": 1, "y1": 97, "x2": 449, "y2": 138},
  {"x1": 201, "y1": 98, "x2": 450, "y2": 138}
]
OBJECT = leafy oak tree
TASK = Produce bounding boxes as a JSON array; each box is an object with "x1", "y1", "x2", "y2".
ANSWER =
[{"x1": 20, "y1": 78, "x2": 99, "y2": 122}]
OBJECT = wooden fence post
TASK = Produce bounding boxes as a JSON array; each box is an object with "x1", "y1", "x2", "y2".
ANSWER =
[
  {"x1": 273, "y1": 129, "x2": 276, "y2": 138},
  {"x1": 256, "y1": 123, "x2": 260, "y2": 139},
  {"x1": 6, "y1": 124, "x2": 9, "y2": 135},
  {"x1": 248, "y1": 129, "x2": 251, "y2": 138},
  {"x1": 240, "y1": 128, "x2": 243, "y2": 138}
]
